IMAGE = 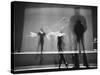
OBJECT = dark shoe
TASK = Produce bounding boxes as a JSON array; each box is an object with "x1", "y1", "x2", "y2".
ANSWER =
[
  {"x1": 83, "y1": 64, "x2": 89, "y2": 68},
  {"x1": 73, "y1": 66, "x2": 79, "y2": 69},
  {"x1": 65, "y1": 64, "x2": 68, "y2": 68},
  {"x1": 59, "y1": 67, "x2": 61, "y2": 69},
  {"x1": 86, "y1": 66, "x2": 89, "y2": 68}
]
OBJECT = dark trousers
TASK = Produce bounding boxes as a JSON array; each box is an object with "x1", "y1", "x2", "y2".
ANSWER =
[
  {"x1": 72, "y1": 53, "x2": 79, "y2": 68},
  {"x1": 73, "y1": 36, "x2": 88, "y2": 68},
  {"x1": 59, "y1": 53, "x2": 68, "y2": 68},
  {"x1": 37, "y1": 40, "x2": 44, "y2": 54},
  {"x1": 37, "y1": 40, "x2": 44, "y2": 65},
  {"x1": 58, "y1": 45, "x2": 68, "y2": 68}
]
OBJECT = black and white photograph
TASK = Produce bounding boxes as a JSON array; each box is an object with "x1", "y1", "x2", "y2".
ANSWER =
[{"x1": 11, "y1": 1, "x2": 97, "y2": 74}]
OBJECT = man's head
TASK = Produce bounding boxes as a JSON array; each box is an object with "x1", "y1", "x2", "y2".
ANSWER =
[
  {"x1": 40, "y1": 28, "x2": 44, "y2": 32},
  {"x1": 60, "y1": 30, "x2": 63, "y2": 33},
  {"x1": 74, "y1": 7, "x2": 80, "y2": 15}
]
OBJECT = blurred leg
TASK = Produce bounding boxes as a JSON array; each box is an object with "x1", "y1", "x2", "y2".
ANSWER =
[
  {"x1": 37, "y1": 40, "x2": 40, "y2": 51},
  {"x1": 39, "y1": 40, "x2": 44, "y2": 65},
  {"x1": 81, "y1": 37, "x2": 89, "y2": 68},
  {"x1": 59, "y1": 53, "x2": 62, "y2": 69},
  {"x1": 40, "y1": 53, "x2": 43, "y2": 65},
  {"x1": 72, "y1": 39, "x2": 77, "y2": 68},
  {"x1": 41, "y1": 41, "x2": 44, "y2": 54},
  {"x1": 73, "y1": 38, "x2": 79, "y2": 68},
  {"x1": 79, "y1": 39, "x2": 81, "y2": 54},
  {"x1": 61, "y1": 54, "x2": 68, "y2": 68}
]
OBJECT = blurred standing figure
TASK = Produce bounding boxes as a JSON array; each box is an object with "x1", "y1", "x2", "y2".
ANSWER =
[
  {"x1": 57, "y1": 31, "x2": 68, "y2": 69},
  {"x1": 37, "y1": 28, "x2": 46, "y2": 54},
  {"x1": 37, "y1": 28, "x2": 46, "y2": 65},
  {"x1": 26, "y1": 28, "x2": 46, "y2": 65},
  {"x1": 69, "y1": 7, "x2": 88, "y2": 68}
]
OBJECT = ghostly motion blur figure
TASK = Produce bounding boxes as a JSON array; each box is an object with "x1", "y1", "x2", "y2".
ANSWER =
[
  {"x1": 70, "y1": 7, "x2": 88, "y2": 68},
  {"x1": 27, "y1": 28, "x2": 46, "y2": 65},
  {"x1": 37, "y1": 28, "x2": 46, "y2": 65},
  {"x1": 57, "y1": 31, "x2": 68, "y2": 69},
  {"x1": 28, "y1": 28, "x2": 46, "y2": 53}
]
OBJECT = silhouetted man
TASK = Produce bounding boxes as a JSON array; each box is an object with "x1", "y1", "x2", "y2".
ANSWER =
[
  {"x1": 57, "y1": 31, "x2": 68, "y2": 69},
  {"x1": 70, "y1": 7, "x2": 88, "y2": 69}
]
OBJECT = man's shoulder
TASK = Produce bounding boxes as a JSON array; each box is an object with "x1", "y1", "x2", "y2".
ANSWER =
[
  {"x1": 71, "y1": 14, "x2": 84, "y2": 17},
  {"x1": 79, "y1": 15, "x2": 85, "y2": 18},
  {"x1": 71, "y1": 15, "x2": 76, "y2": 18},
  {"x1": 70, "y1": 15, "x2": 78, "y2": 20}
]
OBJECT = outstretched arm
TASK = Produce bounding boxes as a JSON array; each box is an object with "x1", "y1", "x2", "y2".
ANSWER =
[
  {"x1": 46, "y1": 31, "x2": 66, "y2": 40},
  {"x1": 26, "y1": 32, "x2": 38, "y2": 38},
  {"x1": 46, "y1": 32, "x2": 55, "y2": 40}
]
